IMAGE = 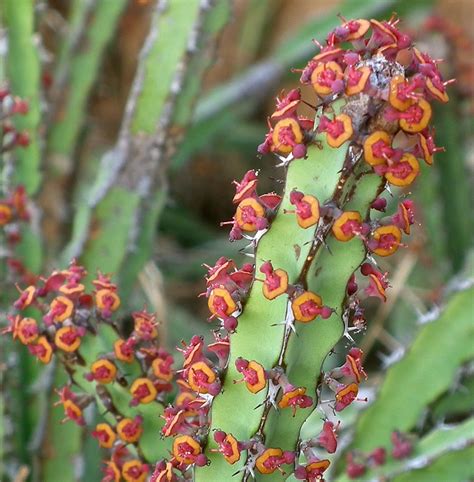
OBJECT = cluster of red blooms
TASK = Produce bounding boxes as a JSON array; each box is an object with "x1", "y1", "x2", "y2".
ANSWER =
[
  {"x1": 3, "y1": 15, "x2": 450, "y2": 482},
  {"x1": 228, "y1": 19, "x2": 448, "y2": 258},
  {"x1": 222, "y1": 169, "x2": 282, "y2": 242},
  {"x1": 3, "y1": 260, "x2": 175, "y2": 482},
  {"x1": 0, "y1": 87, "x2": 34, "y2": 284},
  {"x1": 154, "y1": 330, "x2": 367, "y2": 480},
  {"x1": 346, "y1": 430, "x2": 414, "y2": 479}
]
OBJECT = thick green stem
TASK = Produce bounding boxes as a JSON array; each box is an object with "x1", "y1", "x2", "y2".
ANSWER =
[
  {"x1": 348, "y1": 285, "x2": 474, "y2": 453},
  {"x1": 3, "y1": 0, "x2": 41, "y2": 195},
  {"x1": 2, "y1": 3, "x2": 42, "y2": 478},
  {"x1": 46, "y1": 0, "x2": 126, "y2": 161},
  {"x1": 62, "y1": 0, "x2": 223, "y2": 289},
  {"x1": 42, "y1": 0, "x2": 127, "y2": 254},
  {"x1": 197, "y1": 108, "x2": 376, "y2": 479},
  {"x1": 119, "y1": 0, "x2": 231, "y2": 300}
]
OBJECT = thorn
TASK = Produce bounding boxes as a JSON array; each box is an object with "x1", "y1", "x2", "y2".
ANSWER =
[
  {"x1": 323, "y1": 238, "x2": 333, "y2": 255},
  {"x1": 275, "y1": 152, "x2": 293, "y2": 167},
  {"x1": 242, "y1": 252, "x2": 255, "y2": 259},
  {"x1": 343, "y1": 331, "x2": 356, "y2": 343},
  {"x1": 378, "y1": 347, "x2": 405, "y2": 368},
  {"x1": 271, "y1": 320, "x2": 295, "y2": 333},
  {"x1": 365, "y1": 253, "x2": 378, "y2": 266},
  {"x1": 312, "y1": 38, "x2": 323, "y2": 49}
]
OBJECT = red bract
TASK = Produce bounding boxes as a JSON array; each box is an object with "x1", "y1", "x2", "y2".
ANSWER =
[
  {"x1": 213, "y1": 431, "x2": 241, "y2": 464},
  {"x1": 133, "y1": 310, "x2": 159, "y2": 340},
  {"x1": 129, "y1": 378, "x2": 158, "y2": 406},
  {"x1": 295, "y1": 457, "x2": 331, "y2": 480},
  {"x1": 319, "y1": 114, "x2": 353, "y2": 148},
  {"x1": 329, "y1": 347, "x2": 367, "y2": 383},
  {"x1": 346, "y1": 451, "x2": 367, "y2": 479},
  {"x1": 361, "y1": 263, "x2": 390, "y2": 302},
  {"x1": 369, "y1": 447, "x2": 386, "y2": 466},
  {"x1": 271, "y1": 89, "x2": 301, "y2": 120},
  {"x1": 288, "y1": 190, "x2": 320, "y2": 228},
  {"x1": 150, "y1": 461, "x2": 178, "y2": 482},
  {"x1": 92, "y1": 423, "x2": 116, "y2": 449},
  {"x1": 392, "y1": 200, "x2": 416, "y2": 234},
  {"x1": 178, "y1": 335, "x2": 204, "y2": 368},
  {"x1": 332, "y1": 211, "x2": 368, "y2": 242},
  {"x1": 172, "y1": 435, "x2": 205, "y2": 465},
  {"x1": 260, "y1": 261, "x2": 289, "y2": 300},
  {"x1": 235, "y1": 357, "x2": 267, "y2": 394},
  {"x1": 85, "y1": 359, "x2": 118, "y2": 384},
  {"x1": 54, "y1": 387, "x2": 90, "y2": 426},
  {"x1": 315, "y1": 421, "x2": 338, "y2": 454},
  {"x1": 255, "y1": 448, "x2": 295, "y2": 475},
  {"x1": 391, "y1": 430, "x2": 413, "y2": 459},
  {"x1": 232, "y1": 170, "x2": 259, "y2": 204},
  {"x1": 43, "y1": 295, "x2": 75, "y2": 325},
  {"x1": 121, "y1": 460, "x2": 149, "y2": 482},
  {"x1": 13, "y1": 285, "x2": 36, "y2": 310},
  {"x1": 186, "y1": 361, "x2": 221, "y2": 395},
  {"x1": 27, "y1": 336, "x2": 53, "y2": 364},
  {"x1": 292, "y1": 290, "x2": 332, "y2": 322},
  {"x1": 102, "y1": 461, "x2": 121, "y2": 482},
  {"x1": 278, "y1": 385, "x2": 313, "y2": 415},
  {"x1": 368, "y1": 225, "x2": 403, "y2": 257},
  {"x1": 325, "y1": 376, "x2": 367, "y2": 412}
]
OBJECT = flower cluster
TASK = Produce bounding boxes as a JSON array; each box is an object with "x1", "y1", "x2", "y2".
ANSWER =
[
  {"x1": 258, "y1": 89, "x2": 313, "y2": 159},
  {"x1": 0, "y1": 88, "x2": 34, "y2": 285},
  {"x1": 222, "y1": 169, "x2": 281, "y2": 241},
  {"x1": 3, "y1": 260, "x2": 176, "y2": 481},
  {"x1": 0, "y1": 185, "x2": 31, "y2": 279},
  {"x1": 346, "y1": 430, "x2": 414, "y2": 479},
  {"x1": 295, "y1": 421, "x2": 338, "y2": 480}
]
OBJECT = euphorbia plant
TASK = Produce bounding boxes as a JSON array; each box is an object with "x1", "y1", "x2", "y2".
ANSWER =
[{"x1": 3, "y1": 15, "x2": 452, "y2": 482}]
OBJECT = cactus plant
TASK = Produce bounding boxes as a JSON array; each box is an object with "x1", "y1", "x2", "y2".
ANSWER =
[
  {"x1": 118, "y1": 0, "x2": 231, "y2": 300},
  {"x1": 0, "y1": 85, "x2": 38, "y2": 479},
  {"x1": 191, "y1": 15, "x2": 451, "y2": 482},
  {"x1": 1, "y1": 5, "x2": 44, "y2": 473},
  {"x1": 3, "y1": 12, "x2": 462, "y2": 482}
]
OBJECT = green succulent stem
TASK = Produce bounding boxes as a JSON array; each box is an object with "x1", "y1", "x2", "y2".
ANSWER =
[
  {"x1": 63, "y1": 0, "x2": 229, "y2": 297},
  {"x1": 46, "y1": 0, "x2": 127, "y2": 162},
  {"x1": 42, "y1": 0, "x2": 127, "y2": 255},
  {"x1": 348, "y1": 285, "x2": 474, "y2": 453},
  {"x1": 2, "y1": 3, "x2": 43, "y2": 479},
  {"x1": 119, "y1": 0, "x2": 231, "y2": 300},
  {"x1": 197, "y1": 98, "x2": 383, "y2": 480},
  {"x1": 3, "y1": 0, "x2": 41, "y2": 195},
  {"x1": 69, "y1": 324, "x2": 168, "y2": 462}
]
